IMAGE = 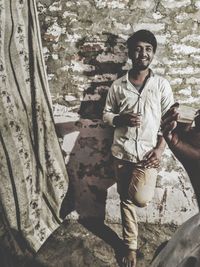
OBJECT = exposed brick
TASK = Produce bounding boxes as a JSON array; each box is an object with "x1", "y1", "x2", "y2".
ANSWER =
[{"x1": 37, "y1": 0, "x2": 200, "y2": 225}]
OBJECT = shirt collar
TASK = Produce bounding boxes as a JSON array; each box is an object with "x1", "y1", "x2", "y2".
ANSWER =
[
  {"x1": 122, "y1": 68, "x2": 154, "y2": 83},
  {"x1": 122, "y1": 68, "x2": 154, "y2": 92}
]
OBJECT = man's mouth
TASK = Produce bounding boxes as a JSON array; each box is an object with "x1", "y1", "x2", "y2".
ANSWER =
[{"x1": 139, "y1": 58, "x2": 149, "y2": 62}]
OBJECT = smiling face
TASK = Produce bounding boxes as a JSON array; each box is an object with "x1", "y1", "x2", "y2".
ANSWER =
[{"x1": 129, "y1": 41, "x2": 155, "y2": 70}]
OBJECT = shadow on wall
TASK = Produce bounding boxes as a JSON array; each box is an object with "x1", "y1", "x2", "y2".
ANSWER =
[
  {"x1": 56, "y1": 120, "x2": 126, "y2": 266},
  {"x1": 77, "y1": 32, "x2": 127, "y2": 119},
  {"x1": 57, "y1": 119, "x2": 115, "y2": 221},
  {"x1": 51, "y1": 32, "x2": 129, "y2": 265},
  {"x1": 57, "y1": 32, "x2": 128, "y2": 221}
]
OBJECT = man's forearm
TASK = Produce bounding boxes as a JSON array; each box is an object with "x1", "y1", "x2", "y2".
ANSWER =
[
  {"x1": 169, "y1": 140, "x2": 200, "y2": 161},
  {"x1": 155, "y1": 135, "x2": 166, "y2": 153}
]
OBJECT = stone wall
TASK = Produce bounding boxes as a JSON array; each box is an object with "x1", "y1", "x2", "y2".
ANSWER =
[{"x1": 37, "y1": 0, "x2": 200, "y2": 225}]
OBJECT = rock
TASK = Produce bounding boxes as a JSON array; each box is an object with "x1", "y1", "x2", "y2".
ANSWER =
[
  {"x1": 151, "y1": 213, "x2": 200, "y2": 267},
  {"x1": 35, "y1": 220, "x2": 124, "y2": 267},
  {"x1": 0, "y1": 219, "x2": 178, "y2": 266},
  {"x1": 34, "y1": 220, "x2": 177, "y2": 267}
]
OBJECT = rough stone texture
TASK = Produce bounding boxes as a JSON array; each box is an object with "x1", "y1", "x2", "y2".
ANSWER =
[
  {"x1": 36, "y1": 0, "x2": 199, "y2": 234},
  {"x1": 151, "y1": 213, "x2": 200, "y2": 266},
  {"x1": 37, "y1": 0, "x2": 200, "y2": 110},
  {"x1": 0, "y1": 216, "x2": 177, "y2": 267},
  {"x1": 34, "y1": 220, "x2": 177, "y2": 267}
]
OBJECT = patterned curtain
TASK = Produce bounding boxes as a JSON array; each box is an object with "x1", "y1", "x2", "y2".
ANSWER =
[{"x1": 0, "y1": 0, "x2": 68, "y2": 254}]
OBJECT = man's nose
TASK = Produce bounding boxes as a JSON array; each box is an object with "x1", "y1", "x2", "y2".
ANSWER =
[{"x1": 140, "y1": 48, "x2": 147, "y2": 57}]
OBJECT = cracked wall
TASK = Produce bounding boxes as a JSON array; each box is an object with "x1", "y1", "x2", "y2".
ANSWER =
[{"x1": 37, "y1": 0, "x2": 200, "y2": 225}]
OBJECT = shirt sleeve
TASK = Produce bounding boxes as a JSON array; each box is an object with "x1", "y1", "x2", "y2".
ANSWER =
[
  {"x1": 160, "y1": 78, "x2": 174, "y2": 117},
  {"x1": 158, "y1": 78, "x2": 174, "y2": 136},
  {"x1": 103, "y1": 83, "x2": 119, "y2": 126}
]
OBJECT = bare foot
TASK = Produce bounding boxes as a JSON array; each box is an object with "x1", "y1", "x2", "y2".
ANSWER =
[{"x1": 122, "y1": 249, "x2": 137, "y2": 267}]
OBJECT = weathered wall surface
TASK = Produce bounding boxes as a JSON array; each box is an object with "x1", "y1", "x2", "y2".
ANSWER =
[{"x1": 37, "y1": 0, "x2": 200, "y2": 225}]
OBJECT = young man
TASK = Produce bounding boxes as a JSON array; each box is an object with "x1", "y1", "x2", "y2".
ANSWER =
[{"x1": 103, "y1": 30, "x2": 174, "y2": 267}]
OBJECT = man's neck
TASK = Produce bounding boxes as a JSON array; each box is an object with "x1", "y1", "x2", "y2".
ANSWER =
[{"x1": 129, "y1": 68, "x2": 150, "y2": 85}]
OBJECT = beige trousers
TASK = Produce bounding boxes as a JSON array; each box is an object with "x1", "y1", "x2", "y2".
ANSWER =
[{"x1": 113, "y1": 157, "x2": 157, "y2": 250}]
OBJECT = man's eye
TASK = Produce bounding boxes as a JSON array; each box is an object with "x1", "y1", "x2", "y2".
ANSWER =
[
  {"x1": 135, "y1": 47, "x2": 141, "y2": 52},
  {"x1": 146, "y1": 47, "x2": 153, "y2": 52}
]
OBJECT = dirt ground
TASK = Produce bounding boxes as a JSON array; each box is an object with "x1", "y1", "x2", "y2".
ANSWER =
[
  {"x1": 33, "y1": 219, "x2": 178, "y2": 267},
  {"x1": 0, "y1": 219, "x2": 178, "y2": 267}
]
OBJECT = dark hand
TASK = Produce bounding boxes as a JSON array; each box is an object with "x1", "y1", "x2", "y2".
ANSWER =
[
  {"x1": 113, "y1": 113, "x2": 141, "y2": 127},
  {"x1": 161, "y1": 103, "x2": 180, "y2": 146},
  {"x1": 161, "y1": 103, "x2": 200, "y2": 160}
]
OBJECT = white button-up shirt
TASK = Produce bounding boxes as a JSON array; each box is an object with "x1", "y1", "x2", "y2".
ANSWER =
[{"x1": 103, "y1": 71, "x2": 174, "y2": 162}]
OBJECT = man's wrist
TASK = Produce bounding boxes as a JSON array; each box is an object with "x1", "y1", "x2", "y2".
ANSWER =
[
  {"x1": 156, "y1": 136, "x2": 166, "y2": 152},
  {"x1": 155, "y1": 146, "x2": 165, "y2": 153},
  {"x1": 113, "y1": 115, "x2": 122, "y2": 127},
  {"x1": 154, "y1": 147, "x2": 165, "y2": 159}
]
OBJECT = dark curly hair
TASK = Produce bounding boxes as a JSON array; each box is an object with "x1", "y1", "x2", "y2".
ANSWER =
[{"x1": 127, "y1": 29, "x2": 157, "y2": 58}]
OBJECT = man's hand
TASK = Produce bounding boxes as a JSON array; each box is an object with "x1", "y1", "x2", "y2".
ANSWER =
[
  {"x1": 161, "y1": 103, "x2": 181, "y2": 146},
  {"x1": 142, "y1": 134, "x2": 166, "y2": 169},
  {"x1": 113, "y1": 113, "x2": 141, "y2": 127},
  {"x1": 161, "y1": 103, "x2": 200, "y2": 160},
  {"x1": 142, "y1": 148, "x2": 162, "y2": 169}
]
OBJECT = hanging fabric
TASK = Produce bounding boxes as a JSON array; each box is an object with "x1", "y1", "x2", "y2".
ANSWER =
[{"x1": 0, "y1": 0, "x2": 69, "y2": 253}]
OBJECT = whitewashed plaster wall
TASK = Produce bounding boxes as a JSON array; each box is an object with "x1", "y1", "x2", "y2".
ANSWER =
[{"x1": 37, "y1": 0, "x2": 200, "y2": 225}]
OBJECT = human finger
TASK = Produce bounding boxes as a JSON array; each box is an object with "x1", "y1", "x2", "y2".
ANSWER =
[
  {"x1": 144, "y1": 162, "x2": 160, "y2": 169},
  {"x1": 143, "y1": 150, "x2": 154, "y2": 160},
  {"x1": 145, "y1": 160, "x2": 160, "y2": 168},
  {"x1": 144, "y1": 157, "x2": 159, "y2": 168},
  {"x1": 162, "y1": 103, "x2": 179, "y2": 121},
  {"x1": 162, "y1": 119, "x2": 178, "y2": 137},
  {"x1": 161, "y1": 111, "x2": 179, "y2": 131},
  {"x1": 129, "y1": 117, "x2": 141, "y2": 127}
]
